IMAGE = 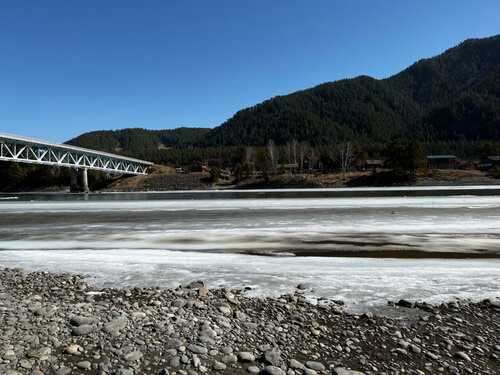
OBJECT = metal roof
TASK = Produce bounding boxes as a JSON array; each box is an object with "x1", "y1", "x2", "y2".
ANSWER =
[
  {"x1": 0, "y1": 132, "x2": 153, "y2": 165},
  {"x1": 426, "y1": 155, "x2": 456, "y2": 159}
]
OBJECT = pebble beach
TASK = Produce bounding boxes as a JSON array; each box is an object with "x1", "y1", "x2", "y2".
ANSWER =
[{"x1": 0, "y1": 268, "x2": 498, "y2": 375}]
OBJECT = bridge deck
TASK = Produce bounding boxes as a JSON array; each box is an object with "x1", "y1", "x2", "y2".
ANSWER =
[{"x1": 0, "y1": 132, "x2": 153, "y2": 175}]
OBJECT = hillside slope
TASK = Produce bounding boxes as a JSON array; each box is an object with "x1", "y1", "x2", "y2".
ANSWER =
[
  {"x1": 202, "y1": 76, "x2": 422, "y2": 147},
  {"x1": 67, "y1": 127, "x2": 210, "y2": 153},
  {"x1": 67, "y1": 35, "x2": 500, "y2": 154},
  {"x1": 204, "y1": 35, "x2": 500, "y2": 147}
]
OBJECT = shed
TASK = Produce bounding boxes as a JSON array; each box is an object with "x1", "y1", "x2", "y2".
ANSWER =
[
  {"x1": 426, "y1": 155, "x2": 456, "y2": 169},
  {"x1": 283, "y1": 163, "x2": 299, "y2": 172},
  {"x1": 365, "y1": 159, "x2": 383, "y2": 170},
  {"x1": 477, "y1": 156, "x2": 500, "y2": 170}
]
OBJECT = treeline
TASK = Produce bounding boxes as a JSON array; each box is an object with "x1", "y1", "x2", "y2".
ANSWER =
[
  {"x1": 1, "y1": 138, "x2": 499, "y2": 191},
  {"x1": 0, "y1": 162, "x2": 107, "y2": 192},
  {"x1": 122, "y1": 139, "x2": 500, "y2": 170},
  {"x1": 69, "y1": 133, "x2": 500, "y2": 168}
]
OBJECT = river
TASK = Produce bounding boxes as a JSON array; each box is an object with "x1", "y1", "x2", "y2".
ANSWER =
[{"x1": 0, "y1": 186, "x2": 499, "y2": 313}]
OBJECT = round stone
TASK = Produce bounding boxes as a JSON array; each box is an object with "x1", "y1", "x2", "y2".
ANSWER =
[
  {"x1": 305, "y1": 361, "x2": 325, "y2": 371},
  {"x1": 70, "y1": 316, "x2": 95, "y2": 326},
  {"x1": 288, "y1": 359, "x2": 305, "y2": 369},
  {"x1": 72, "y1": 324, "x2": 93, "y2": 336},
  {"x1": 65, "y1": 344, "x2": 82, "y2": 354},
  {"x1": 188, "y1": 344, "x2": 208, "y2": 355},
  {"x1": 213, "y1": 361, "x2": 227, "y2": 371},
  {"x1": 221, "y1": 354, "x2": 238, "y2": 364},
  {"x1": 263, "y1": 366, "x2": 286, "y2": 375},
  {"x1": 238, "y1": 352, "x2": 255, "y2": 362},
  {"x1": 76, "y1": 361, "x2": 91, "y2": 370},
  {"x1": 218, "y1": 306, "x2": 231, "y2": 314},
  {"x1": 124, "y1": 350, "x2": 143, "y2": 361},
  {"x1": 55, "y1": 368, "x2": 72, "y2": 375}
]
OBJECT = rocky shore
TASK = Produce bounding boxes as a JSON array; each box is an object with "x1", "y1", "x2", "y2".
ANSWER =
[{"x1": 0, "y1": 268, "x2": 498, "y2": 375}]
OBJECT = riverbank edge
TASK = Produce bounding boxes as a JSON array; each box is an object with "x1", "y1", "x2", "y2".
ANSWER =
[
  {"x1": 103, "y1": 169, "x2": 500, "y2": 193},
  {"x1": 2, "y1": 168, "x2": 500, "y2": 193}
]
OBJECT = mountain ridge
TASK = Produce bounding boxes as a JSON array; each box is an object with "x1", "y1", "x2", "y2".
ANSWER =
[{"x1": 68, "y1": 34, "x2": 500, "y2": 156}]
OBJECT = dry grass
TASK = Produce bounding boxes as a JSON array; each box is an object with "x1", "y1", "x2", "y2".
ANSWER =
[
  {"x1": 103, "y1": 167, "x2": 496, "y2": 191},
  {"x1": 415, "y1": 168, "x2": 487, "y2": 181}
]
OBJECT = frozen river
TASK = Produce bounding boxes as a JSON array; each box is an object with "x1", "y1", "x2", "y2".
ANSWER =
[{"x1": 0, "y1": 186, "x2": 499, "y2": 313}]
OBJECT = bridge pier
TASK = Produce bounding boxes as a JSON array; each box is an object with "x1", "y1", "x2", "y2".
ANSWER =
[
  {"x1": 81, "y1": 168, "x2": 89, "y2": 193},
  {"x1": 70, "y1": 168, "x2": 89, "y2": 193}
]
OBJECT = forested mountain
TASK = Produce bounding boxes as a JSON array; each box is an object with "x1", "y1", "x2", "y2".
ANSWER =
[
  {"x1": 67, "y1": 127, "x2": 211, "y2": 152},
  {"x1": 202, "y1": 76, "x2": 423, "y2": 149},
  {"x1": 387, "y1": 35, "x2": 500, "y2": 142},
  {"x1": 387, "y1": 35, "x2": 500, "y2": 105},
  {"x1": 205, "y1": 35, "x2": 500, "y2": 149},
  {"x1": 67, "y1": 34, "x2": 500, "y2": 160}
]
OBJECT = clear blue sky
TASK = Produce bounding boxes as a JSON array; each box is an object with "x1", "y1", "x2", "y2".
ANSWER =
[{"x1": 0, "y1": 1, "x2": 499, "y2": 143}]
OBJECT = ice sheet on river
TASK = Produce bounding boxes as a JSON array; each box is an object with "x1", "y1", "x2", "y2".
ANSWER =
[
  {"x1": 1, "y1": 193, "x2": 499, "y2": 254},
  {"x1": 0, "y1": 187, "x2": 499, "y2": 312}
]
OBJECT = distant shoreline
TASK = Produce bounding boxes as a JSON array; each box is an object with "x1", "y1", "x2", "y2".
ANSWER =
[
  {"x1": 1, "y1": 167, "x2": 499, "y2": 193},
  {"x1": 100, "y1": 168, "x2": 500, "y2": 193}
]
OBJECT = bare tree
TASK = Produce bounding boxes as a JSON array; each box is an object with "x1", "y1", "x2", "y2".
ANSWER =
[
  {"x1": 286, "y1": 139, "x2": 298, "y2": 164},
  {"x1": 267, "y1": 139, "x2": 278, "y2": 174},
  {"x1": 338, "y1": 141, "x2": 354, "y2": 179},
  {"x1": 308, "y1": 149, "x2": 318, "y2": 172},
  {"x1": 244, "y1": 146, "x2": 255, "y2": 171},
  {"x1": 298, "y1": 141, "x2": 310, "y2": 172}
]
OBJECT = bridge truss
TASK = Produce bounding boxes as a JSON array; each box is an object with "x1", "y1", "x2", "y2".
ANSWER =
[{"x1": 0, "y1": 133, "x2": 152, "y2": 175}]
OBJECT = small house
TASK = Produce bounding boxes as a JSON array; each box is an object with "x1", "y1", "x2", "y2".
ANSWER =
[
  {"x1": 190, "y1": 162, "x2": 207, "y2": 172},
  {"x1": 477, "y1": 156, "x2": 500, "y2": 170},
  {"x1": 365, "y1": 159, "x2": 383, "y2": 170},
  {"x1": 283, "y1": 163, "x2": 299, "y2": 173},
  {"x1": 426, "y1": 155, "x2": 456, "y2": 169}
]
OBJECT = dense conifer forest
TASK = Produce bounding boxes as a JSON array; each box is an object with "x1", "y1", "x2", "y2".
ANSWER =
[{"x1": 67, "y1": 127, "x2": 211, "y2": 153}]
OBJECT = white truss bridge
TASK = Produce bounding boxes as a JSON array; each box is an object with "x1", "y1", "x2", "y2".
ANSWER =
[{"x1": 0, "y1": 132, "x2": 153, "y2": 175}]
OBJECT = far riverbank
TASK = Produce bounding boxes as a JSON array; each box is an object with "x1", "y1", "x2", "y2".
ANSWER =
[
  {"x1": 101, "y1": 168, "x2": 500, "y2": 193},
  {"x1": 1, "y1": 167, "x2": 499, "y2": 193}
]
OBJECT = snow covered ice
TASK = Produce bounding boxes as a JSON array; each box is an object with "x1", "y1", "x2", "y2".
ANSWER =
[{"x1": 0, "y1": 187, "x2": 499, "y2": 313}]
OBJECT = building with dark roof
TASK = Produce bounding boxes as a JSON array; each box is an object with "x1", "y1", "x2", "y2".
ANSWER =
[
  {"x1": 426, "y1": 155, "x2": 456, "y2": 169},
  {"x1": 476, "y1": 156, "x2": 500, "y2": 170},
  {"x1": 365, "y1": 159, "x2": 383, "y2": 170}
]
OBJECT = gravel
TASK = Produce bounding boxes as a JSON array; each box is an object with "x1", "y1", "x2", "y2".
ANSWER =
[{"x1": 0, "y1": 267, "x2": 499, "y2": 375}]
